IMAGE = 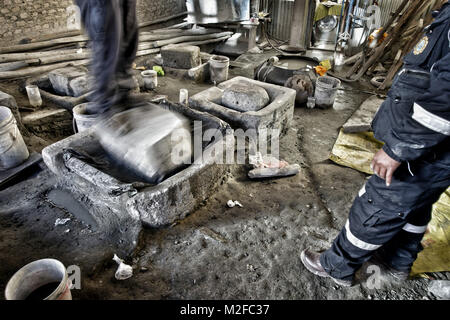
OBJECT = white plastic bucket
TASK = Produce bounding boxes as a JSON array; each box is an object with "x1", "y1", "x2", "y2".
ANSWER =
[
  {"x1": 209, "y1": 55, "x2": 230, "y2": 85},
  {"x1": 179, "y1": 88, "x2": 188, "y2": 105},
  {"x1": 25, "y1": 85, "x2": 42, "y2": 108},
  {"x1": 0, "y1": 106, "x2": 29, "y2": 171},
  {"x1": 5, "y1": 258, "x2": 72, "y2": 300},
  {"x1": 141, "y1": 70, "x2": 158, "y2": 90},
  {"x1": 314, "y1": 76, "x2": 341, "y2": 109},
  {"x1": 73, "y1": 103, "x2": 98, "y2": 133}
]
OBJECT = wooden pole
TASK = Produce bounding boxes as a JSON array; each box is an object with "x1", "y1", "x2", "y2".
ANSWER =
[
  {"x1": 0, "y1": 49, "x2": 82, "y2": 63},
  {"x1": 348, "y1": 0, "x2": 422, "y2": 80},
  {"x1": 0, "y1": 35, "x2": 88, "y2": 54},
  {"x1": 0, "y1": 59, "x2": 89, "y2": 80}
]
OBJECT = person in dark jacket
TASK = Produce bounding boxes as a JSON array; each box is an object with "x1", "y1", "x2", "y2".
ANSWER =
[
  {"x1": 75, "y1": 0, "x2": 139, "y2": 116},
  {"x1": 301, "y1": 1, "x2": 450, "y2": 287}
]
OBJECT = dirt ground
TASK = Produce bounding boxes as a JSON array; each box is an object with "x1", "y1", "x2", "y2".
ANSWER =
[{"x1": 0, "y1": 60, "x2": 444, "y2": 300}]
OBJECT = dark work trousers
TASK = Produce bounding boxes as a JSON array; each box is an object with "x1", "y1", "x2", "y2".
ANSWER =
[
  {"x1": 320, "y1": 71, "x2": 450, "y2": 281},
  {"x1": 75, "y1": 0, "x2": 138, "y2": 115}
]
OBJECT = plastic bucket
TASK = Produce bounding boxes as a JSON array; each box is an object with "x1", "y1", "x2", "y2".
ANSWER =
[
  {"x1": 314, "y1": 76, "x2": 341, "y2": 109},
  {"x1": 5, "y1": 258, "x2": 72, "y2": 300},
  {"x1": 141, "y1": 70, "x2": 158, "y2": 90},
  {"x1": 0, "y1": 106, "x2": 29, "y2": 171},
  {"x1": 25, "y1": 85, "x2": 42, "y2": 108},
  {"x1": 73, "y1": 103, "x2": 98, "y2": 133},
  {"x1": 179, "y1": 88, "x2": 188, "y2": 105},
  {"x1": 209, "y1": 55, "x2": 230, "y2": 85}
]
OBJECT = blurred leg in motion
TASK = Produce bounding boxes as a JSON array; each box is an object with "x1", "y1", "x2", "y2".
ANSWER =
[
  {"x1": 116, "y1": 0, "x2": 139, "y2": 103},
  {"x1": 75, "y1": 0, "x2": 138, "y2": 115}
]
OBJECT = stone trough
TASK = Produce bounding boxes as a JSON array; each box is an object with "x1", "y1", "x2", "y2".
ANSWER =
[
  {"x1": 189, "y1": 76, "x2": 296, "y2": 138},
  {"x1": 42, "y1": 100, "x2": 234, "y2": 253}
]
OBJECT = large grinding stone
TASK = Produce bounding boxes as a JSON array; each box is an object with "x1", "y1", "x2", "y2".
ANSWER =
[
  {"x1": 95, "y1": 104, "x2": 193, "y2": 184},
  {"x1": 161, "y1": 45, "x2": 201, "y2": 70},
  {"x1": 221, "y1": 84, "x2": 270, "y2": 112}
]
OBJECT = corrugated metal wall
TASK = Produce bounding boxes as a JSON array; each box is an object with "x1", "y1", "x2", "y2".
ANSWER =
[
  {"x1": 260, "y1": 0, "x2": 404, "y2": 42},
  {"x1": 377, "y1": 0, "x2": 402, "y2": 27},
  {"x1": 263, "y1": 0, "x2": 295, "y2": 41}
]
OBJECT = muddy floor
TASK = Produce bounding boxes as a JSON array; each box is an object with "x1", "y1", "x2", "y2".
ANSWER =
[{"x1": 0, "y1": 62, "x2": 444, "y2": 300}]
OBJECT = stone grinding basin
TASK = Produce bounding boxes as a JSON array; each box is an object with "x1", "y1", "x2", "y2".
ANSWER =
[
  {"x1": 189, "y1": 76, "x2": 296, "y2": 137},
  {"x1": 43, "y1": 99, "x2": 234, "y2": 249}
]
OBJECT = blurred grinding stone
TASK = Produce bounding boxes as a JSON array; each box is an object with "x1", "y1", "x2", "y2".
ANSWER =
[
  {"x1": 95, "y1": 104, "x2": 193, "y2": 184},
  {"x1": 221, "y1": 84, "x2": 270, "y2": 112},
  {"x1": 161, "y1": 45, "x2": 201, "y2": 70}
]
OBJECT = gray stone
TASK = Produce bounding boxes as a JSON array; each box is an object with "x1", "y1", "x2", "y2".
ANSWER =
[
  {"x1": 222, "y1": 84, "x2": 270, "y2": 112},
  {"x1": 48, "y1": 67, "x2": 87, "y2": 97},
  {"x1": 69, "y1": 75, "x2": 89, "y2": 97},
  {"x1": 190, "y1": 77, "x2": 296, "y2": 137},
  {"x1": 161, "y1": 45, "x2": 201, "y2": 70},
  {"x1": 342, "y1": 95, "x2": 384, "y2": 133}
]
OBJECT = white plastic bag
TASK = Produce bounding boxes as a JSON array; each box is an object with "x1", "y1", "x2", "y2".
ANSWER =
[{"x1": 112, "y1": 254, "x2": 133, "y2": 280}]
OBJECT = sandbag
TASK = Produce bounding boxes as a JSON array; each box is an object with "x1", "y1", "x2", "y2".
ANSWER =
[
  {"x1": 329, "y1": 128, "x2": 383, "y2": 174},
  {"x1": 411, "y1": 190, "x2": 450, "y2": 276}
]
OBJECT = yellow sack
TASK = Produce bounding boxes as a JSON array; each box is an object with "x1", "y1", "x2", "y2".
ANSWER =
[
  {"x1": 320, "y1": 59, "x2": 332, "y2": 71},
  {"x1": 329, "y1": 129, "x2": 450, "y2": 276},
  {"x1": 329, "y1": 129, "x2": 383, "y2": 175},
  {"x1": 411, "y1": 190, "x2": 450, "y2": 276}
]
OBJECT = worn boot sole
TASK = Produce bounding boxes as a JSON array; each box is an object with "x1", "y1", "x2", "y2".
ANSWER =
[{"x1": 300, "y1": 250, "x2": 353, "y2": 287}]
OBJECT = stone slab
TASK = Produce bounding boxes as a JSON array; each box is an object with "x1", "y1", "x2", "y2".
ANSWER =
[
  {"x1": 69, "y1": 75, "x2": 89, "y2": 97},
  {"x1": 48, "y1": 66, "x2": 87, "y2": 97},
  {"x1": 342, "y1": 95, "x2": 384, "y2": 133},
  {"x1": 161, "y1": 45, "x2": 201, "y2": 70}
]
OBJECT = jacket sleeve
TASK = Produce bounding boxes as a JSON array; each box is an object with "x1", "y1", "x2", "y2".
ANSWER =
[{"x1": 383, "y1": 50, "x2": 450, "y2": 162}]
